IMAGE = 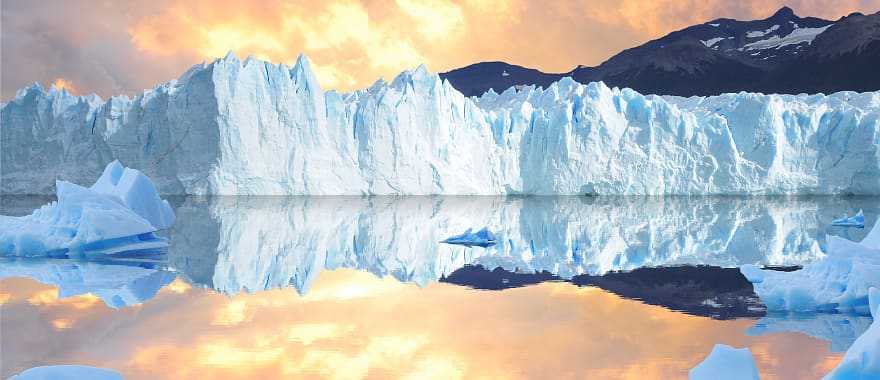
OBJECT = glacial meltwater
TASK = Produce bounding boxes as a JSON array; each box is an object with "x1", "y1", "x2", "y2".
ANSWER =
[{"x1": 2, "y1": 195, "x2": 877, "y2": 379}]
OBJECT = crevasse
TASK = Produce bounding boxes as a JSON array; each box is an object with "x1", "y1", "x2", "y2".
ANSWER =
[{"x1": 3, "y1": 53, "x2": 879, "y2": 195}]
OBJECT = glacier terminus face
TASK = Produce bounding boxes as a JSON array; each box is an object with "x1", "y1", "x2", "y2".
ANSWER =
[{"x1": 2, "y1": 53, "x2": 880, "y2": 195}]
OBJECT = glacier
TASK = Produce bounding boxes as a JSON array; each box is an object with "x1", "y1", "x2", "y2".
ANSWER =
[
  {"x1": 741, "y1": 215, "x2": 880, "y2": 314},
  {"x1": 0, "y1": 161, "x2": 175, "y2": 256},
  {"x1": 3, "y1": 52, "x2": 880, "y2": 196}
]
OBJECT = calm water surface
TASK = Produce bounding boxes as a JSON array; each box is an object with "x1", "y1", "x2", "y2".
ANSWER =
[{"x1": 1, "y1": 195, "x2": 877, "y2": 379}]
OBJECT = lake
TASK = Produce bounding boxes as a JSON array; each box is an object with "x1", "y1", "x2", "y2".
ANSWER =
[{"x1": 1, "y1": 195, "x2": 876, "y2": 379}]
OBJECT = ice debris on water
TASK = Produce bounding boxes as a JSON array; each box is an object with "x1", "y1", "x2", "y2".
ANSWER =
[{"x1": 0, "y1": 160, "x2": 175, "y2": 257}]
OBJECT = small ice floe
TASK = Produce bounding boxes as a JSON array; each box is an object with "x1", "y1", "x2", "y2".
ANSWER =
[
  {"x1": 825, "y1": 287, "x2": 880, "y2": 379},
  {"x1": 8, "y1": 365, "x2": 123, "y2": 380},
  {"x1": 441, "y1": 227, "x2": 497, "y2": 247},
  {"x1": 0, "y1": 160, "x2": 175, "y2": 257},
  {"x1": 689, "y1": 344, "x2": 760, "y2": 380},
  {"x1": 832, "y1": 210, "x2": 865, "y2": 228}
]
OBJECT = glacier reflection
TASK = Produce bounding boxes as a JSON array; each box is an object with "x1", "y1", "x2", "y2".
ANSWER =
[{"x1": 165, "y1": 195, "x2": 878, "y2": 295}]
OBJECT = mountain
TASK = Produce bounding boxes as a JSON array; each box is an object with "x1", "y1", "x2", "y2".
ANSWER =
[
  {"x1": 2, "y1": 53, "x2": 880, "y2": 196},
  {"x1": 440, "y1": 7, "x2": 880, "y2": 97}
]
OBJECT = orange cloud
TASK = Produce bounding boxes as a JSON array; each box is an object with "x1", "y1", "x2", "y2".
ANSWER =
[
  {"x1": 1, "y1": 271, "x2": 844, "y2": 380},
  {"x1": 3, "y1": 0, "x2": 879, "y2": 98},
  {"x1": 51, "y1": 78, "x2": 77, "y2": 94}
]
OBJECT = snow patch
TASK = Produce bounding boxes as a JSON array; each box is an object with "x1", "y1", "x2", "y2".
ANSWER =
[
  {"x1": 745, "y1": 25, "x2": 832, "y2": 50},
  {"x1": 746, "y1": 24, "x2": 780, "y2": 38},
  {"x1": 701, "y1": 37, "x2": 726, "y2": 48}
]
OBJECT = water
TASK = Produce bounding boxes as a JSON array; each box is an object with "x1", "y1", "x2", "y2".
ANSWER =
[{"x1": 2, "y1": 195, "x2": 877, "y2": 379}]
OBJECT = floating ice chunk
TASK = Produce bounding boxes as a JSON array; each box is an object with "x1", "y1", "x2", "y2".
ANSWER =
[
  {"x1": 824, "y1": 288, "x2": 880, "y2": 379},
  {"x1": 741, "y1": 219, "x2": 880, "y2": 313},
  {"x1": 0, "y1": 162, "x2": 174, "y2": 257},
  {"x1": 8, "y1": 365, "x2": 123, "y2": 380},
  {"x1": 832, "y1": 210, "x2": 865, "y2": 228},
  {"x1": 441, "y1": 227, "x2": 497, "y2": 247},
  {"x1": 90, "y1": 160, "x2": 175, "y2": 229},
  {"x1": 689, "y1": 344, "x2": 760, "y2": 380}
]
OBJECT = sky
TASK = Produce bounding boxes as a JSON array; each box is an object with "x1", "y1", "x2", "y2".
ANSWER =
[{"x1": 1, "y1": 0, "x2": 878, "y2": 100}]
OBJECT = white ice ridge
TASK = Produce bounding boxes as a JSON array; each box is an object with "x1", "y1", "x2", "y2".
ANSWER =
[
  {"x1": 0, "y1": 161, "x2": 175, "y2": 256},
  {"x1": 741, "y1": 214, "x2": 880, "y2": 314},
  {"x1": 3, "y1": 52, "x2": 880, "y2": 195}
]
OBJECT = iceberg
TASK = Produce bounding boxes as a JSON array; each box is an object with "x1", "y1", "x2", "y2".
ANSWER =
[
  {"x1": 689, "y1": 344, "x2": 760, "y2": 380},
  {"x1": 7, "y1": 365, "x2": 122, "y2": 380},
  {"x1": 0, "y1": 161, "x2": 174, "y2": 257},
  {"x1": 3, "y1": 53, "x2": 880, "y2": 196},
  {"x1": 441, "y1": 227, "x2": 497, "y2": 247},
  {"x1": 741, "y1": 216, "x2": 880, "y2": 313},
  {"x1": 89, "y1": 160, "x2": 175, "y2": 229},
  {"x1": 824, "y1": 287, "x2": 880, "y2": 379},
  {"x1": 832, "y1": 210, "x2": 865, "y2": 228}
]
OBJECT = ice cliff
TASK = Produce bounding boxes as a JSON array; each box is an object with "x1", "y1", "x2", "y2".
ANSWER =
[{"x1": 3, "y1": 53, "x2": 880, "y2": 195}]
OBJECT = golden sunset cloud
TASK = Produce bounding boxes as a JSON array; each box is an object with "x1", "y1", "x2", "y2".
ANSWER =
[
  {"x1": 0, "y1": 271, "x2": 844, "y2": 379},
  {"x1": 1, "y1": 0, "x2": 878, "y2": 98}
]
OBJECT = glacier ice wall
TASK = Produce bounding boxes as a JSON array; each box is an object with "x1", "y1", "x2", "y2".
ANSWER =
[{"x1": 3, "y1": 53, "x2": 880, "y2": 195}]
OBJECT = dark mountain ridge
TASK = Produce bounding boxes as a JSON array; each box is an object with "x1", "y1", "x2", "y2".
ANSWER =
[{"x1": 440, "y1": 7, "x2": 880, "y2": 96}]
